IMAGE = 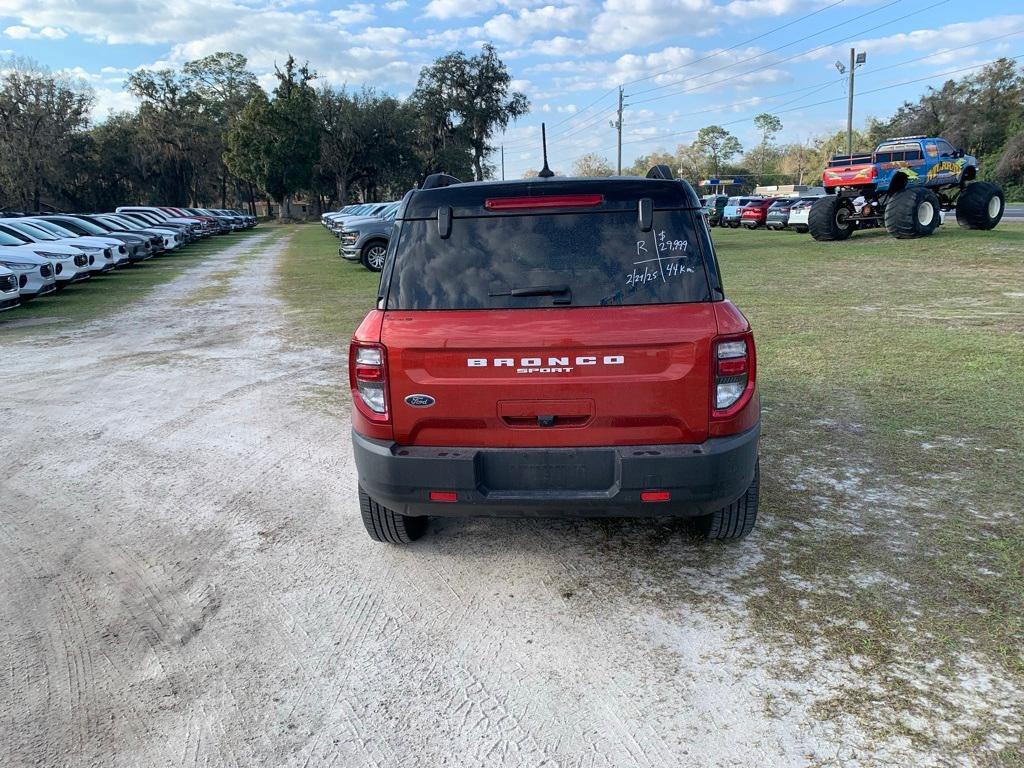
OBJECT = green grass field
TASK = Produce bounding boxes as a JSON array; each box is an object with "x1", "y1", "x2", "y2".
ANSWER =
[
  {"x1": 0, "y1": 228, "x2": 268, "y2": 336},
  {"x1": 279, "y1": 220, "x2": 1024, "y2": 757},
  {"x1": 274, "y1": 223, "x2": 381, "y2": 341}
]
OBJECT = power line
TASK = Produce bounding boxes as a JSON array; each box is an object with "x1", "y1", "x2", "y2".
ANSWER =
[
  {"x1": 501, "y1": 88, "x2": 618, "y2": 149},
  {"x1": 629, "y1": 0, "x2": 951, "y2": 105},
  {"x1": 618, "y1": 29, "x2": 1024, "y2": 135},
  {"x1": 506, "y1": 0, "x2": 887, "y2": 148},
  {"x1": 556, "y1": 53, "x2": 1022, "y2": 166},
  {"x1": 621, "y1": 54, "x2": 1024, "y2": 149},
  {"x1": 619, "y1": 0, "x2": 848, "y2": 88}
]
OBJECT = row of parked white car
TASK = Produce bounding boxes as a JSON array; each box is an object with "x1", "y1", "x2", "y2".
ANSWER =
[{"x1": 0, "y1": 206, "x2": 256, "y2": 312}]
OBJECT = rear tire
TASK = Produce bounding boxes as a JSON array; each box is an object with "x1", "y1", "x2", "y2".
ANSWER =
[
  {"x1": 794, "y1": 225, "x2": 808, "y2": 234},
  {"x1": 956, "y1": 181, "x2": 1004, "y2": 230},
  {"x1": 359, "y1": 487, "x2": 427, "y2": 544},
  {"x1": 728, "y1": 221, "x2": 740, "y2": 229},
  {"x1": 690, "y1": 462, "x2": 759, "y2": 541},
  {"x1": 884, "y1": 187, "x2": 941, "y2": 239},
  {"x1": 808, "y1": 195, "x2": 854, "y2": 241}
]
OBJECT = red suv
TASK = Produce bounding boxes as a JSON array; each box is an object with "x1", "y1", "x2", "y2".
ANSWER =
[
  {"x1": 350, "y1": 168, "x2": 760, "y2": 543},
  {"x1": 740, "y1": 198, "x2": 782, "y2": 228}
]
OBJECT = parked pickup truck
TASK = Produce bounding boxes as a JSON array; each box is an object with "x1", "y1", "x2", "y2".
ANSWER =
[
  {"x1": 810, "y1": 135, "x2": 1004, "y2": 241},
  {"x1": 349, "y1": 167, "x2": 761, "y2": 544}
]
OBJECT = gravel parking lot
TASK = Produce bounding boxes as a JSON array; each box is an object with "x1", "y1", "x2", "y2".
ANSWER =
[{"x1": 1, "y1": 230, "x2": 1020, "y2": 767}]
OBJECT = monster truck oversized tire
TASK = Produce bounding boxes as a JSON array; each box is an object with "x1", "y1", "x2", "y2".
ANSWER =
[
  {"x1": 956, "y1": 181, "x2": 1004, "y2": 230},
  {"x1": 885, "y1": 187, "x2": 941, "y2": 239},
  {"x1": 690, "y1": 461, "x2": 759, "y2": 540},
  {"x1": 808, "y1": 195, "x2": 854, "y2": 241},
  {"x1": 359, "y1": 487, "x2": 427, "y2": 543}
]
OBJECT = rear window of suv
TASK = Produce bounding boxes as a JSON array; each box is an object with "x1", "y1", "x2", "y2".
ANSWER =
[{"x1": 386, "y1": 209, "x2": 711, "y2": 310}]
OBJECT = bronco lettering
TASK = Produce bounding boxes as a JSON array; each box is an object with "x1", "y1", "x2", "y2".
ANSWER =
[{"x1": 467, "y1": 355, "x2": 625, "y2": 368}]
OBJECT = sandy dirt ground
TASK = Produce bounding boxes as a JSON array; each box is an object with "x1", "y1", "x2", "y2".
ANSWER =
[{"x1": 0, "y1": 232, "x2": 1011, "y2": 767}]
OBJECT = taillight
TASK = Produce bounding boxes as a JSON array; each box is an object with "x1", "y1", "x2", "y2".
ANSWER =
[
  {"x1": 349, "y1": 342, "x2": 389, "y2": 423},
  {"x1": 713, "y1": 333, "x2": 755, "y2": 418}
]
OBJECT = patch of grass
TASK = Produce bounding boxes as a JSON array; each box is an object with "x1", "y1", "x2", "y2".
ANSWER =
[
  {"x1": 0, "y1": 229, "x2": 266, "y2": 336},
  {"x1": 274, "y1": 222, "x2": 380, "y2": 342},
  {"x1": 714, "y1": 223, "x2": 1024, "y2": 752}
]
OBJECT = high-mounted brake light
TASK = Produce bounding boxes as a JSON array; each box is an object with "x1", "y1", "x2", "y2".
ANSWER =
[
  {"x1": 349, "y1": 342, "x2": 389, "y2": 423},
  {"x1": 712, "y1": 334, "x2": 755, "y2": 418},
  {"x1": 484, "y1": 194, "x2": 603, "y2": 211}
]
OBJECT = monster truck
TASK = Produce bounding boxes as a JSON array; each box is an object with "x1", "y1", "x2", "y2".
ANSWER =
[{"x1": 809, "y1": 135, "x2": 1005, "y2": 241}]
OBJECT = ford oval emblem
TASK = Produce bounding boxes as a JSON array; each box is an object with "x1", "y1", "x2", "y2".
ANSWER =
[{"x1": 405, "y1": 394, "x2": 436, "y2": 408}]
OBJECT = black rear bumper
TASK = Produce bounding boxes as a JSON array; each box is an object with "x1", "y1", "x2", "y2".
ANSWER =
[{"x1": 352, "y1": 425, "x2": 759, "y2": 518}]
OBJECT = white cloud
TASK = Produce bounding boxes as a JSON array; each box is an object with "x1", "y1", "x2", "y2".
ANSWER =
[
  {"x1": 0, "y1": 0, "x2": 234, "y2": 45},
  {"x1": 384, "y1": 0, "x2": 408, "y2": 8},
  {"x1": 423, "y1": 0, "x2": 498, "y2": 19},
  {"x1": 725, "y1": 0, "x2": 805, "y2": 19},
  {"x1": 483, "y1": 5, "x2": 589, "y2": 44},
  {"x1": 3, "y1": 24, "x2": 67, "y2": 40},
  {"x1": 329, "y1": 3, "x2": 375, "y2": 25},
  {"x1": 588, "y1": 0, "x2": 712, "y2": 53},
  {"x1": 91, "y1": 87, "x2": 140, "y2": 119}
]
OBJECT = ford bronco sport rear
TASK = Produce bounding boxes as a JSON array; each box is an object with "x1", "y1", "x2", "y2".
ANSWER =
[{"x1": 350, "y1": 167, "x2": 760, "y2": 543}]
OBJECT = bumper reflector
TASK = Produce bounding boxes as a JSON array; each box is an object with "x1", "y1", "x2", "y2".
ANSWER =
[
  {"x1": 429, "y1": 491, "x2": 458, "y2": 503},
  {"x1": 641, "y1": 490, "x2": 671, "y2": 503}
]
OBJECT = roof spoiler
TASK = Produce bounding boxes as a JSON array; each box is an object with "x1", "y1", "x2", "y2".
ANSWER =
[
  {"x1": 645, "y1": 164, "x2": 674, "y2": 180},
  {"x1": 421, "y1": 173, "x2": 463, "y2": 190}
]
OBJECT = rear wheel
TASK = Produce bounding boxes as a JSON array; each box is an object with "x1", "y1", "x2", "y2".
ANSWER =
[
  {"x1": 956, "y1": 181, "x2": 1004, "y2": 230},
  {"x1": 690, "y1": 462, "x2": 759, "y2": 541},
  {"x1": 728, "y1": 220, "x2": 740, "y2": 229},
  {"x1": 884, "y1": 187, "x2": 941, "y2": 239},
  {"x1": 808, "y1": 195, "x2": 854, "y2": 241},
  {"x1": 360, "y1": 240, "x2": 388, "y2": 272},
  {"x1": 794, "y1": 225, "x2": 808, "y2": 234},
  {"x1": 359, "y1": 487, "x2": 427, "y2": 544}
]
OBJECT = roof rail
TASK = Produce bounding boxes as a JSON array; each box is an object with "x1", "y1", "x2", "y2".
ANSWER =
[
  {"x1": 645, "y1": 164, "x2": 674, "y2": 180},
  {"x1": 882, "y1": 135, "x2": 927, "y2": 142},
  {"x1": 421, "y1": 173, "x2": 463, "y2": 190}
]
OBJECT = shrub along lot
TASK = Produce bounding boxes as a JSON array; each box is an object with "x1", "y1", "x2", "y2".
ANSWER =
[{"x1": 281, "y1": 221, "x2": 1024, "y2": 756}]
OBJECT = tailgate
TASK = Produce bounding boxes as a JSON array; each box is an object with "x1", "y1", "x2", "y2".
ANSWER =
[{"x1": 382, "y1": 304, "x2": 716, "y2": 448}]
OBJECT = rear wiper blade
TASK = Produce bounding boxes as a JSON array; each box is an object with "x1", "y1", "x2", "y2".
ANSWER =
[{"x1": 489, "y1": 284, "x2": 571, "y2": 298}]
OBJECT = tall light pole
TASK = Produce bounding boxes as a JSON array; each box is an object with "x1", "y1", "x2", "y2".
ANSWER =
[{"x1": 836, "y1": 49, "x2": 867, "y2": 157}]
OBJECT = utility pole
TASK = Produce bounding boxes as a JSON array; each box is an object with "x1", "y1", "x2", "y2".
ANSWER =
[
  {"x1": 616, "y1": 86, "x2": 624, "y2": 175},
  {"x1": 501, "y1": 144, "x2": 505, "y2": 180}
]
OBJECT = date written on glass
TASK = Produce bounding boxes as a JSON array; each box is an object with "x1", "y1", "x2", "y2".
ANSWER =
[{"x1": 627, "y1": 232, "x2": 694, "y2": 287}]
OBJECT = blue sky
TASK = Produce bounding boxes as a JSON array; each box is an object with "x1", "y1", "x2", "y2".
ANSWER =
[{"x1": 2, "y1": 0, "x2": 1022, "y2": 178}]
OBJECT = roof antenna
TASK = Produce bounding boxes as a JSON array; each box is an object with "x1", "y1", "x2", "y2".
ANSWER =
[{"x1": 538, "y1": 123, "x2": 554, "y2": 178}]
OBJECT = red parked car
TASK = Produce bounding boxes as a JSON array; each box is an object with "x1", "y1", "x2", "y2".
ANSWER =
[
  {"x1": 349, "y1": 168, "x2": 761, "y2": 544},
  {"x1": 740, "y1": 198, "x2": 783, "y2": 228}
]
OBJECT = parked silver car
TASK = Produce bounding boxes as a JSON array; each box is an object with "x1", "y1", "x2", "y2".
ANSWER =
[{"x1": 339, "y1": 204, "x2": 399, "y2": 271}]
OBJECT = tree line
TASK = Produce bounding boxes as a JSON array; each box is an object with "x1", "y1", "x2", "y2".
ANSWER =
[
  {"x1": 0, "y1": 46, "x2": 528, "y2": 216},
  {"x1": 565, "y1": 59, "x2": 1024, "y2": 200},
  {"x1": 1, "y1": 53, "x2": 1021, "y2": 215}
]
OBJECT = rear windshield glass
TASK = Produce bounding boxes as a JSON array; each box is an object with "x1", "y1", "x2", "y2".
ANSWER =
[{"x1": 387, "y1": 210, "x2": 711, "y2": 310}]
